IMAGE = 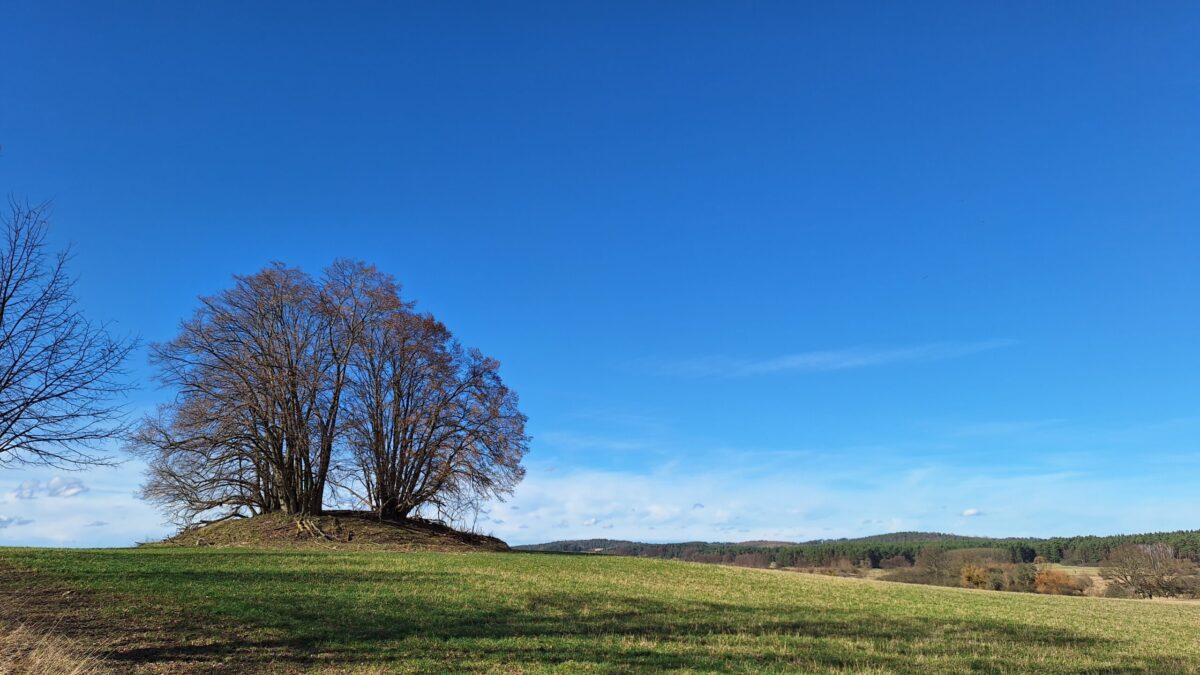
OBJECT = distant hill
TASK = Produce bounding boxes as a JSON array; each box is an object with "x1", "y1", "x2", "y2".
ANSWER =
[
  {"x1": 516, "y1": 530, "x2": 1200, "y2": 568},
  {"x1": 832, "y1": 531, "x2": 981, "y2": 544},
  {"x1": 517, "y1": 531, "x2": 981, "y2": 553},
  {"x1": 518, "y1": 538, "x2": 641, "y2": 553}
]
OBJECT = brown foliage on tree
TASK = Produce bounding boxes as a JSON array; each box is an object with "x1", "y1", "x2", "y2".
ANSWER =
[
  {"x1": 1032, "y1": 569, "x2": 1076, "y2": 595},
  {"x1": 959, "y1": 564, "x2": 989, "y2": 589},
  {"x1": 0, "y1": 201, "x2": 134, "y2": 468}
]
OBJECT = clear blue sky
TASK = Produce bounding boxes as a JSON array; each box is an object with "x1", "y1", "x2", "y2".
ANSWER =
[{"x1": 1, "y1": 1, "x2": 1198, "y2": 547}]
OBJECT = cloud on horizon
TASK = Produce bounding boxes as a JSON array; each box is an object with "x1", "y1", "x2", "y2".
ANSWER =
[
  {"x1": 661, "y1": 339, "x2": 1018, "y2": 377},
  {"x1": 479, "y1": 450, "x2": 1200, "y2": 547},
  {"x1": 0, "y1": 463, "x2": 172, "y2": 547}
]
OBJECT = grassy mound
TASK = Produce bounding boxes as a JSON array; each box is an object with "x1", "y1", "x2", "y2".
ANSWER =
[
  {"x1": 4, "y1": 547, "x2": 1200, "y2": 672},
  {"x1": 155, "y1": 511, "x2": 508, "y2": 552}
]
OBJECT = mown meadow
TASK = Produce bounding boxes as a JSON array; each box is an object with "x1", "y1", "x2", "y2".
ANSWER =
[{"x1": 4, "y1": 547, "x2": 1200, "y2": 673}]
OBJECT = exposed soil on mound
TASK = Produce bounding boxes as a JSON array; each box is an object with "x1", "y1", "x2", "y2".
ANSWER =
[{"x1": 154, "y1": 511, "x2": 509, "y2": 552}]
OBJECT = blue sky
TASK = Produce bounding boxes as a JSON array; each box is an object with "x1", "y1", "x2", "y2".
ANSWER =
[{"x1": 1, "y1": 1, "x2": 1198, "y2": 547}]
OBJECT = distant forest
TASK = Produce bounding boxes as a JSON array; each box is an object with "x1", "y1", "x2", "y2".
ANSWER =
[{"x1": 517, "y1": 531, "x2": 1200, "y2": 568}]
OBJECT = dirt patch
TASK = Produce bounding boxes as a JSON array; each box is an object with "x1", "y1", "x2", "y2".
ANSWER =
[
  {"x1": 1, "y1": 561, "x2": 182, "y2": 673},
  {"x1": 153, "y1": 511, "x2": 509, "y2": 552},
  {"x1": 0, "y1": 560, "x2": 312, "y2": 673}
]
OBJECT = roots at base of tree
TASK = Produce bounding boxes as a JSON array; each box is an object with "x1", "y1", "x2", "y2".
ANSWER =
[{"x1": 293, "y1": 516, "x2": 353, "y2": 543}]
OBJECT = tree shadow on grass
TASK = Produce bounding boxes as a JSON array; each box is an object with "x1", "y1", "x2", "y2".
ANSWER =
[
  {"x1": 85, "y1": 571, "x2": 1173, "y2": 673},
  {"x1": 4, "y1": 555, "x2": 1192, "y2": 674}
]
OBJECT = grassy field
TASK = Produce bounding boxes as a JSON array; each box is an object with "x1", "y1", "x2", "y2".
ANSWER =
[{"x1": 3, "y1": 547, "x2": 1199, "y2": 673}]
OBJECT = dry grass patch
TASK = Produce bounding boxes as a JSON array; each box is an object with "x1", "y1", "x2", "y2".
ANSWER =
[{"x1": 0, "y1": 623, "x2": 103, "y2": 675}]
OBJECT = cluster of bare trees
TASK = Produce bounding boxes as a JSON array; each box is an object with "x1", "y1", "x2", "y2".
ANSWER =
[
  {"x1": 0, "y1": 194, "x2": 528, "y2": 529},
  {"x1": 129, "y1": 261, "x2": 528, "y2": 527},
  {"x1": 1100, "y1": 544, "x2": 1199, "y2": 599}
]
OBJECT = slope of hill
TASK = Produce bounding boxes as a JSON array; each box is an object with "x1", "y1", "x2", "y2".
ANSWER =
[
  {"x1": 154, "y1": 511, "x2": 509, "y2": 552},
  {"x1": 3, "y1": 547, "x2": 1199, "y2": 672}
]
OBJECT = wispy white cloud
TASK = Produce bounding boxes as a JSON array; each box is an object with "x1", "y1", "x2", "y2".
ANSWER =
[
  {"x1": 0, "y1": 515, "x2": 34, "y2": 529},
  {"x1": 481, "y1": 455, "x2": 1200, "y2": 546},
  {"x1": 14, "y1": 481, "x2": 39, "y2": 500},
  {"x1": 46, "y1": 477, "x2": 88, "y2": 498},
  {"x1": 13, "y1": 477, "x2": 89, "y2": 499},
  {"x1": 663, "y1": 339, "x2": 1017, "y2": 377},
  {"x1": 1, "y1": 463, "x2": 171, "y2": 547}
]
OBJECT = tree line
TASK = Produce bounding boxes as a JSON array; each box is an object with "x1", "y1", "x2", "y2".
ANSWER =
[{"x1": 524, "y1": 530, "x2": 1200, "y2": 568}]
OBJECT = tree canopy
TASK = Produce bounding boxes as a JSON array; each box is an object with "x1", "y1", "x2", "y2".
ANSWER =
[{"x1": 130, "y1": 261, "x2": 528, "y2": 527}]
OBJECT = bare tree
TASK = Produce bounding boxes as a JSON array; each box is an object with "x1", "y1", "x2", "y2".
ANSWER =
[
  {"x1": 337, "y1": 308, "x2": 528, "y2": 521},
  {"x1": 0, "y1": 201, "x2": 134, "y2": 468},
  {"x1": 132, "y1": 263, "x2": 353, "y2": 524},
  {"x1": 913, "y1": 547, "x2": 955, "y2": 584},
  {"x1": 1100, "y1": 543, "x2": 1199, "y2": 599}
]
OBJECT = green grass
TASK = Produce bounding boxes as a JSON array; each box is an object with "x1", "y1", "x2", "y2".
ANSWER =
[{"x1": 4, "y1": 547, "x2": 1200, "y2": 673}]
